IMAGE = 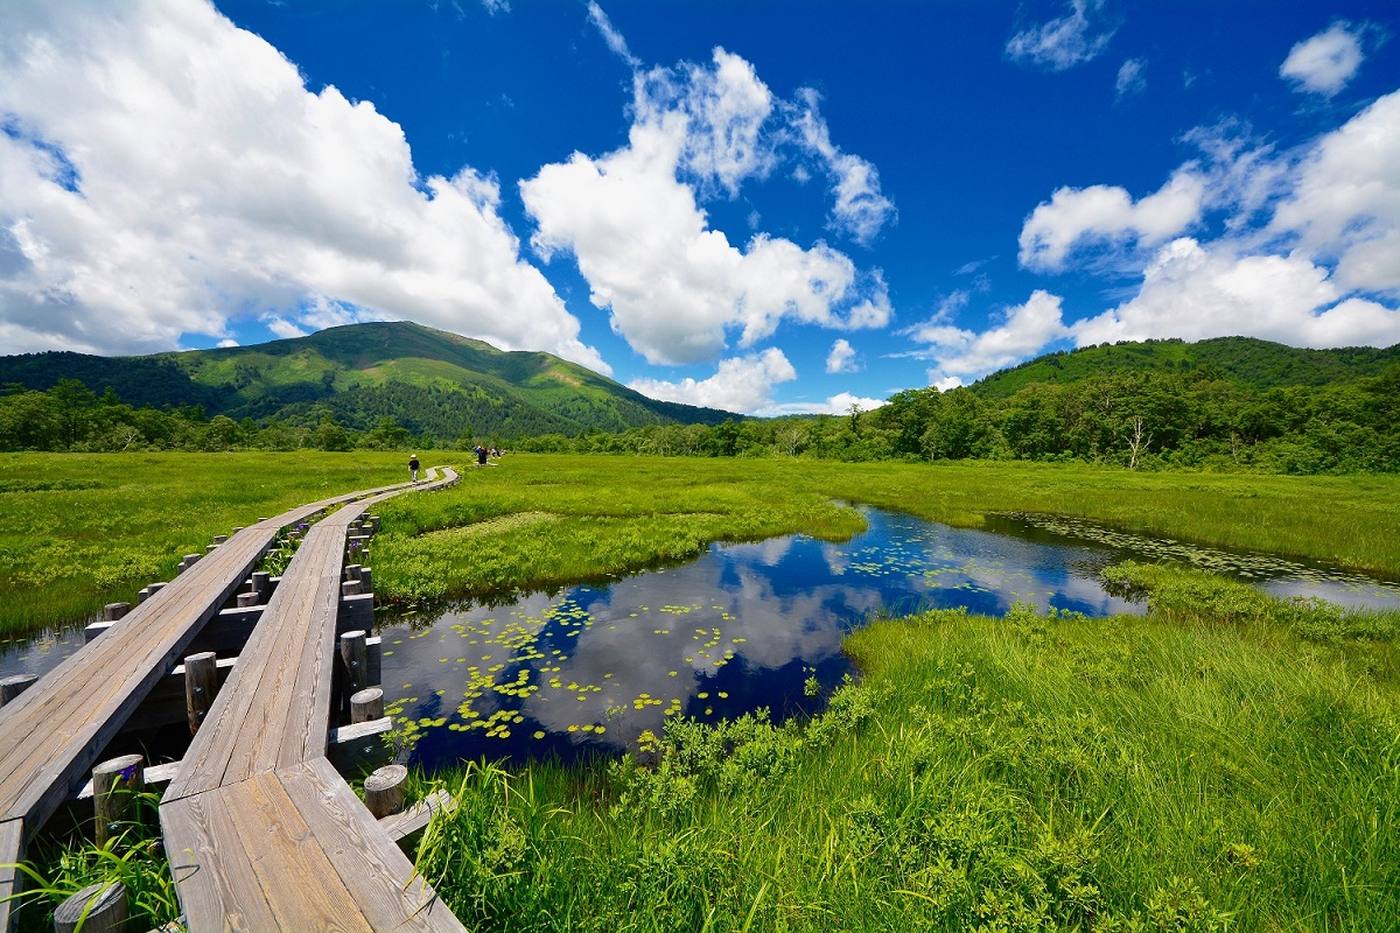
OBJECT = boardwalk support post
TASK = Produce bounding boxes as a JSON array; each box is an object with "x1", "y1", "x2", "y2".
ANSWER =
[
  {"x1": 236, "y1": 591, "x2": 260, "y2": 608},
  {"x1": 364, "y1": 764, "x2": 407, "y2": 818},
  {"x1": 92, "y1": 754, "x2": 145, "y2": 847},
  {"x1": 102, "y1": 602, "x2": 130, "y2": 622},
  {"x1": 251, "y1": 571, "x2": 271, "y2": 601},
  {"x1": 184, "y1": 651, "x2": 219, "y2": 735},
  {"x1": 351, "y1": 687, "x2": 384, "y2": 724},
  {"x1": 340, "y1": 630, "x2": 368, "y2": 694},
  {"x1": 53, "y1": 881, "x2": 127, "y2": 933},
  {"x1": 0, "y1": 674, "x2": 36, "y2": 707}
]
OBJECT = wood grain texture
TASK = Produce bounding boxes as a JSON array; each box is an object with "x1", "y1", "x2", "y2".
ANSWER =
[
  {"x1": 0, "y1": 474, "x2": 422, "y2": 860},
  {"x1": 157, "y1": 468, "x2": 465, "y2": 931},
  {"x1": 0, "y1": 818, "x2": 21, "y2": 933}
]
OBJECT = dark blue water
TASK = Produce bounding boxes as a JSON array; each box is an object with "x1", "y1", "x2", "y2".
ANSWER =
[{"x1": 383, "y1": 508, "x2": 1143, "y2": 769}]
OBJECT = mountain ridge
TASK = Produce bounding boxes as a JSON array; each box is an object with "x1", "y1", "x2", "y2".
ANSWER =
[{"x1": 0, "y1": 321, "x2": 733, "y2": 437}]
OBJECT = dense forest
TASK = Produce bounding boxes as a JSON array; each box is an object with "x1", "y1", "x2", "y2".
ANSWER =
[
  {"x1": 517, "y1": 365, "x2": 1400, "y2": 473},
  {"x1": 5, "y1": 360, "x2": 1397, "y2": 473}
]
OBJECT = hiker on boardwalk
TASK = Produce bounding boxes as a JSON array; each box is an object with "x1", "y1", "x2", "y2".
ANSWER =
[{"x1": 408, "y1": 453, "x2": 420, "y2": 483}]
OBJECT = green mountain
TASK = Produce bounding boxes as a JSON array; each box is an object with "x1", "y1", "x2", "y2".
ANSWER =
[
  {"x1": 0, "y1": 321, "x2": 732, "y2": 437},
  {"x1": 969, "y1": 337, "x2": 1400, "y2": 398}
]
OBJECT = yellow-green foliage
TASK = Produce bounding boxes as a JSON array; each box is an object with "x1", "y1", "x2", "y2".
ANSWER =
[
  {"x1": 410, "y1": 580, "x2": 1400, "y2": 930},
  {"x1": 371, "y1": 454, "x2": 1400, "y2": 610},
  {"x1": 0, "y1": 451, "x2": 442, "y2": 636}
]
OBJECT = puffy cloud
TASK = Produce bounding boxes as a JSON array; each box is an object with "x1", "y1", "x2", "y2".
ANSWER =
[
  {"x1": 790, "y1": 89, "x2": 896, "y2": 243},
  {"x1": 759, "y1": 391, "x2": 885, "y2": 417},
  {"x1": 1115, "y1": 58, "x2": 1146, "y2": 100},
  {"x1": 1268, "y1": 90, "x2": 1400, "y2": 295},
  {"x1": 1005, "y1": 0, "x2": 1116, "y2": 72},
  {"x1": 521, "y1": 46, "x2": 891, "y2": 365},
  {"x1": 908, "y1": 290, "x2": 1071, "y2": 381},
  {"x1": 262, "y1": 315, "x2": 308, "y2": 340},
  {"x1": 1073, "y1": 237, "x2": 1400, "y2": 347},
  {"x1": 825, "y1": 338, "x2": 859, "y2": 374},
  {"x1": 0, "y1": 0, "x2": 608, "y2": 371},
  {"x1": 628, "y1": 347, "x2": 796, "y2": 414},
  {"x1": 1018, "y1": 170, "x2": 1206, "y2": 271},
  {"x1": 1280, "y1": 23, "x2": 1364, "y2": 96}
]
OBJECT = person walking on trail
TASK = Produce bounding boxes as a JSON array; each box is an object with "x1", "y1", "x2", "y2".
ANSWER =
[
  {"x1": 408, "y1": 454, "x2": 420, "y2": 483},
  {"x1": 476, "y1": 445, "x2": 488, "y2": 467}
]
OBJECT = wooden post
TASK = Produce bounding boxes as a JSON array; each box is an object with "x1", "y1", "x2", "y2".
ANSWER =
[
  {"x1": 342, "y1": 579, "x2": 363, "y2": 597},
  {"x1": 92, "y1": 754, "x2": 144, "y2": 847},
  {"x1": 102, "y1": 602, "x2": 130, "y2": 622},
  {"x1": 148, "y1": 582, "x2": 167, "y2": 596},
  {"x1": 181, "y1": 553, "x2": 201, "y2": 573},
  {"x1": 0, "y1": 674, "x2": 36, "y2": 707},
  {"x1": 183, "y1": 652, "x2": 218, "y2": 735},
  {"x1": 344, "y1": 564, "x2": 362, "y2": 582},
  {"x1": 53, "y1": 881, "x2": 127, "y2": 933},
  {"x1": 213, "y1": 534, "x2": 228, "y2": 545},
  {"x1": 137, "y1": 586, "x2": 151, "y2": 604},
  {"x1": 360, "y1": 567, "x2": 373, "y2": 594},
  {"x1": 351, "y1": 687, "x2": 384, "y2": 724},
  {"x1": 251, "y1": 571, "x2": 271, "y2": 601},
  {"x1": 340, "y1": 630, "x2": 368, "y2": 693},
  {"x1": 236, "y1": 591, "x2": 260, "y2": 608},
  {"x1": 363, "y1": 765, "x2": 407, "y2": 818}
]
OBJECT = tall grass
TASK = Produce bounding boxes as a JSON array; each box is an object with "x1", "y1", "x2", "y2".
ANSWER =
[
  {"x1": 371, "y1": 454, "x2": 1400, "y2": 611},
  {"x1": 409, "y1": 575, "x2": 1400, "y2": 929},
  {"x1": 0, "y1": 451, "x2": 448, "y2": 637}
]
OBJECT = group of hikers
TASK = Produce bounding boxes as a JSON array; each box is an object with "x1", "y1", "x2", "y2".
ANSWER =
[{"x1": 407, "y1": 446, "x2": 502, "y2": 482}]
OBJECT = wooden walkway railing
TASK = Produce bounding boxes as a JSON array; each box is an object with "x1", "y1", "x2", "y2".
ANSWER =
[{"x1": 0, "y1": 468, "x2": 463, "y2": 931}]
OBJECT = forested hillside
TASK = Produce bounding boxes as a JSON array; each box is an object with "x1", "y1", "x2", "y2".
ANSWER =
[
  {"x1": 0, "y1": 321, "x2": 729, "y2": 438},
  {"x1": 970, "y1": 337, "x2": 1400, "y2": 397}
]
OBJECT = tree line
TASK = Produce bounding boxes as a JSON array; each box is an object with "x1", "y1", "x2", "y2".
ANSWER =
[{"x1": 4, "y1": 365, "x2": 1397, "y2": 473}]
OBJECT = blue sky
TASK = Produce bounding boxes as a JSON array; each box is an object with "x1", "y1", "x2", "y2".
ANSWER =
[{"x1": 2, "y1": 1, "x2": 1398, "y2": 414}]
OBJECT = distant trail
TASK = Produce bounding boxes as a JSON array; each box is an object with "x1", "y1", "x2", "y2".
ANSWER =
[{"x1": 0, "y1": 467, "x2": 461, "y2": 932}]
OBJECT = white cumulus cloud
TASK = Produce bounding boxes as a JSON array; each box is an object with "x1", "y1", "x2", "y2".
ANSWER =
[
  {"x1": 758, "y1": 392, "x2": 886, "y2": 417},
  {"x1": 1073, "y1": 237, "x2": 1400, "y2": 348},
  {"x1": 825, "y1": 338, "x2": 859, "y2": 374},
  {"x1": 628, "y1": 348, "x2": 797, "y2": 414},
  {"x1": 1280, "y1": 23, "x2": 1365, "y2": 96},
  {"x1": 521, "y1": 44, "x2": 891, "y2": 366},
  {"x1": 908, "y1": 290, "x2": 1071, "y2": 382},
  {"x1": 0, "y1": 0, "x2": 607, "y2": 372},
  {"x1": 1019, "y1": 170, "x2": 1206, "y2": 271},
  {"x1": 1006, "y1": 0, "x2": 1116, "y2": 72}
]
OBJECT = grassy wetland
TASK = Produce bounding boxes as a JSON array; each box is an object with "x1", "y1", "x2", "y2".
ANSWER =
[
  {"x1": 4, "y1": 451, "x2": 1399, "y2": 929},
  {"x1": 0, "y1": 451, "x2": 445, "y2": 637}
]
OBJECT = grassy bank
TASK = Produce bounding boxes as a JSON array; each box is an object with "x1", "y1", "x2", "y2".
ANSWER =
[
  {"x1": 4, "y1": 451, "x2": 1397, "y2": 637},
  {"x1": 408, "y1": 568, "x2": 1400, "y2": 930},
  {"x1": 0, "y1": 451, "x2": 443, "y2": 637},
  {"x1": 371, "y1": 454, "x2": 1400, "y2": 610}
]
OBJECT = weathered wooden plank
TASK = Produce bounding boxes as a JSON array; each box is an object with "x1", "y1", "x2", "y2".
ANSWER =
[
  {"x1": 379, "y1": 789, "x2": 455, "y2": 843},
  {"x1": 226, "y1": 772, "x2": 372, "y2": 932},
  {"x1": 161, "y1": 789, "x2": 279, "y2": 932},
  {"x1": 0, "y1": 474, "x2": 419, "y2": 845},
  {"x1": 0, "y1": 817, "x2": 22, "y2": 933},
  {"x1": 282, "y1": 759, "x2": 462, "y2": 931}
]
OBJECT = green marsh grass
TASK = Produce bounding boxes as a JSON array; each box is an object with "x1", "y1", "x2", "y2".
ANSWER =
[
  {"x1": 372, "y1": 454, "x2": 1400, "y2": 611},
  {"x1": 407, "y1": 577, "x2": 1400, "y2": 930},
  {"x1": 0, "y1": 451, "x2": 453, "y2": 637}
]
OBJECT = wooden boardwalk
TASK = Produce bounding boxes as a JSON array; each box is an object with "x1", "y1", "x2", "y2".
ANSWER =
[
  {"x1": 160, "y1": 468, "x2": 462, "y2": 931},
  {"x1": 0, "y1": 468, "x2": 462, "y2": 931}
]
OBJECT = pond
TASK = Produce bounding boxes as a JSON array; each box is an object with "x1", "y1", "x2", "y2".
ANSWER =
[
  {"x1": 378, "y1": 506, "x2": 1400, "y2": 770},
  {"x1": 2, "y1": 505, "x2": 1396, "y2": 771}
]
